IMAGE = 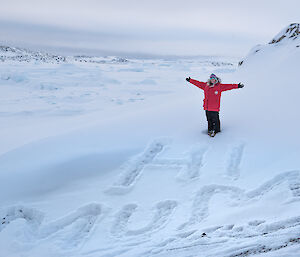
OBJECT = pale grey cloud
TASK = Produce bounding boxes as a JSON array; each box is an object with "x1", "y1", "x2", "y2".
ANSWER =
[{"x1": 0, "y1": 0, "x2": 299, "y2": 57}]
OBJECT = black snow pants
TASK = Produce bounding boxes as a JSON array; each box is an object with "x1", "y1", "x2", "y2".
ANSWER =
[{"x1": 205, "y1": 111, "x2": 221, "y2": 133}]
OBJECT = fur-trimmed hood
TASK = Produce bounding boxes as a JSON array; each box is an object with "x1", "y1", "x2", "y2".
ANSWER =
[{"x1": 207, "y1": 76, "x2": 222, "y2": 87}]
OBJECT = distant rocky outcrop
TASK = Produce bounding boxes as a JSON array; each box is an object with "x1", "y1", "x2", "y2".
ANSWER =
[
  {"x1": 0, "y1": 45, "x2": 235, "y2": 67},
  {"x1": 0, "y1": 45, "x2": 130, "y2": 64},
  {"x1": 239, "y1": 23, "x2": 300, "y2": 66},
  {"x1": 0, "y1": 46, "x2": 66, "y2": 63},
  {"x1": 73, "y1": 55, "x2": 128, "y2": 64}
]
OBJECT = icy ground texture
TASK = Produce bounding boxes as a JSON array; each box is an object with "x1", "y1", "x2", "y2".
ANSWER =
[{"x1": 1, "y1": 25, "x2": 300, "y2": 256}]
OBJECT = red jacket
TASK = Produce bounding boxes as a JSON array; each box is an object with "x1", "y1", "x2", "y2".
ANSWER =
[{"x1": 189, "y1": 79, "x2": 238, "y2": 112}]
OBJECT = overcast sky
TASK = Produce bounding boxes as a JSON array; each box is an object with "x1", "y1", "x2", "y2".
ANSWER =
[{"x1": 0, "y1": 0, "x2": 299, "y2": 57}]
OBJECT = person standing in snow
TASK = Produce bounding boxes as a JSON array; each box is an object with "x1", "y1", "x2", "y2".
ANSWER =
[{"x1": 186, "y1": 74, "x2": 244, "y2": 137}]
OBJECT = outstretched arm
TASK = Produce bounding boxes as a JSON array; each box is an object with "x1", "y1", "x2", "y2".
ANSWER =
[
  {"x1": 221, "y1": 83, "x2": 239, "y2": 92},
  {"x1": 186, "y1": 77, "x2": 206, "y2": 90}
]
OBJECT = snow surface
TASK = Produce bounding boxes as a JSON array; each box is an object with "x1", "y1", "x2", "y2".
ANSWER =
[{"x1": 0, "y1": 25, "x2": 300, "y2": 257}]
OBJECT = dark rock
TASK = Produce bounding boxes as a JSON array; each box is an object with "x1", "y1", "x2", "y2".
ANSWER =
[{"x1": 269, "y1": 23, "x2": 299, "y2": 44}]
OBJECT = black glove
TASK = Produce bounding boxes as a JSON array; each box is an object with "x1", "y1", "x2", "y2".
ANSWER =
[
  {"x1": 186, "y1": 77, "x2": 191, "y2": 82},
  {"x1": 238, "y1": 83, "x2": 244, "y2": 88}
]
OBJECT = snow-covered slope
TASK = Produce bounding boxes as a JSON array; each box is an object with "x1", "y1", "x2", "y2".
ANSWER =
[
  {"x1": 239, "y1": 23, "x2": 299, "y2": 66},
  {"x1": 0, "y1": 24, "x2": 300, "y2": 257}
]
